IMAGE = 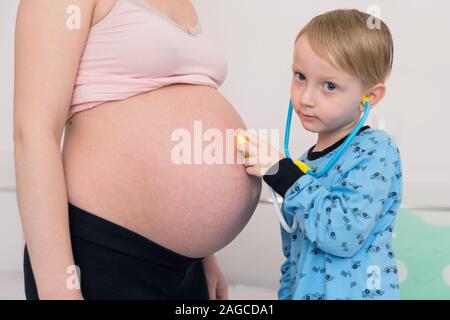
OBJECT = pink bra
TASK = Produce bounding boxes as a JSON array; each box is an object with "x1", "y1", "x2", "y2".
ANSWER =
[{"x1": 68, "y1": 0, "x2": 228, "y2": 122}]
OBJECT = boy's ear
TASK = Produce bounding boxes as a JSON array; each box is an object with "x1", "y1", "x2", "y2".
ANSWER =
[{"x1": 360, "y1": 83, "x2": 386, "y2": 112}]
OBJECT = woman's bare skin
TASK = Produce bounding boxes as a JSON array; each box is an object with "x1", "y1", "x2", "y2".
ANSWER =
[{"x1": 63, "y1": 84, "x2": 261, "y2": 258}]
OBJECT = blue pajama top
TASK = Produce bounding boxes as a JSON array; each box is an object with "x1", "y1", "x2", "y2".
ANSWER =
[{"x1": 263, "y1": 126, "x2": 403, "y2": 300}]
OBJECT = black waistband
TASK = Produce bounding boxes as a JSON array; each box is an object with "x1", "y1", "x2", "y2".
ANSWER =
[{"x1": 68, "y1": 202, "x2": 203, "y2": 270}]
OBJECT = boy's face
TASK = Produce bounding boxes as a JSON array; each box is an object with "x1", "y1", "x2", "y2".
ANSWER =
[{"x1": 291, "y1": 34, "x2": 366, "y2": 134}]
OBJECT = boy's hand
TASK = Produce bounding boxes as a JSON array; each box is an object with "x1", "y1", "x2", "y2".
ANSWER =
[{"x1": 236, "y1": 129, "x2": 285, "y2": 177}]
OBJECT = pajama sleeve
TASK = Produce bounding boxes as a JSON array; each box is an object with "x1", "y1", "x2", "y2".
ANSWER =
[{"x1": 269, "y1": 142, "x2": 398, "y2": 258}]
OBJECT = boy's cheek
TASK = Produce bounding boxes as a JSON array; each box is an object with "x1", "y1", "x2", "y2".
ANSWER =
[
  {"x1": 290, "y1": 80, "x2": 301, "y2": 100},
  {"x1": 290, "y1": 92, "x2": 302, "y2": 112}
]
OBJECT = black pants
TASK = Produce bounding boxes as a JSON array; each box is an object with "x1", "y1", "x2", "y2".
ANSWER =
[{"x1": 23, "y1": 202, "x2": 209, "y2": 300}]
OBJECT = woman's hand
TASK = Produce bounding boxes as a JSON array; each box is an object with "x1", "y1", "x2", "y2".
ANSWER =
[
  {"x1": 202, "y1": 255, "x2": 229, "y2": 300},
  {"x1": 236, "y1": 129, "x2": 285, "y2": 177}
]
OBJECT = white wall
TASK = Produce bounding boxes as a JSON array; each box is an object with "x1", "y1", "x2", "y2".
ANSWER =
[
  {"x1": 2, "y1": 0, "x2": 450, "y2": 292},
  {"x1": 1, "y1": 0, "x2": 22, "y2": 275}
]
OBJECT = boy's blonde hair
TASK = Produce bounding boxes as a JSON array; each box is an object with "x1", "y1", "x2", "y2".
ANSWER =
[{"x1": 296, "y1": 9, "x2": 394, "y2": 90}]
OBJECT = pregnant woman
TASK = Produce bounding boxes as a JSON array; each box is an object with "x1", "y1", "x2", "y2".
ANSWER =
[{"x1": 14, "y1": 0, "x2": 261, "y2": 300}]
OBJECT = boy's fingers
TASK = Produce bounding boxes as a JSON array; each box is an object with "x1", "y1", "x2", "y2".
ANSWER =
[
  {"x1": 245, "y1": 166, "x2": 265, "y2": 177},
  {"x1": 245, "y1": 166, "x2": 260, "y2": 177}
]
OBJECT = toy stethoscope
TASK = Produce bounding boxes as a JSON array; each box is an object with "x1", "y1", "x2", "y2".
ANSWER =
[{"x1": 270, "y1": 97, "x2": 372, "y2": 233}]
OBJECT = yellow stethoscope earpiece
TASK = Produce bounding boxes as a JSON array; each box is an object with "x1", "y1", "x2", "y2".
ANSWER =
[{"x1": 361, "y1": 97, "x2": 370, "y2": 111}]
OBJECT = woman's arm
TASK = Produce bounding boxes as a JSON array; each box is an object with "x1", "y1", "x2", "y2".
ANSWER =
[{"x1": 14, "y1": 0, "x2": 97, "y2": 299}]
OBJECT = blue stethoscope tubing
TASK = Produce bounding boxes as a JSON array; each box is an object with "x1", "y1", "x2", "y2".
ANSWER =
[{"x1": 272, "y1": 98, "x2": 371, "y2": 234}]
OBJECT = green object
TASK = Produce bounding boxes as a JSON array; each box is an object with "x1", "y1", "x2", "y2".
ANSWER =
[{"x1": 393, "y1": 208, "x2": 450, "y2": 299}]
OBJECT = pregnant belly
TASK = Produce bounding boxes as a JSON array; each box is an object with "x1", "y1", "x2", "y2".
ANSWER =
[{"x1": 62, "y1": 84, "x2": 261, "y2": 258}]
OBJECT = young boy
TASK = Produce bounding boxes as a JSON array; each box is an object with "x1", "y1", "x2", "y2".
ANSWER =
[{"x1": 237, "y1": 9, "x2": 402, "y2": 300}]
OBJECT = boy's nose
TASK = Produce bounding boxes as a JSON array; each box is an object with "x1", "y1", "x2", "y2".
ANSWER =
[{"x1": 299, "y1": 86, "x2": 315, "y2": 108}]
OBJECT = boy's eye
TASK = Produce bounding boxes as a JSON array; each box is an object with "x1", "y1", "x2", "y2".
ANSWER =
[
  {"x1": 295, "y1": 72, "x2": 306, "y2": 82},
  {"x1": 324, "y1": 82, "x2": 337, "y2": 92}
]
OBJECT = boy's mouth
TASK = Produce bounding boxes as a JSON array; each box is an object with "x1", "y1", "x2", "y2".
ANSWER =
[{"x1": 299, "y1": 110, "x2": 318, "y2": 119}]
